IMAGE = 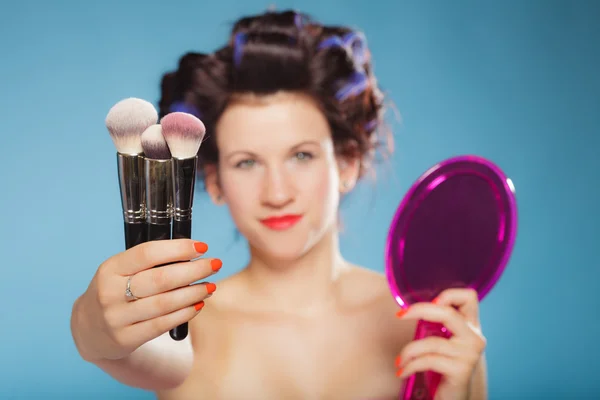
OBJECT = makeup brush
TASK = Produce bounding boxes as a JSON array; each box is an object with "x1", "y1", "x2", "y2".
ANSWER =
[
  {"x1": 105, "y1": 98, "x2": 158, "y2": 249},
  {"x1": 141, "y1": 124, "x2": 173, "y2": 243},
  {"x1": 160, "y1": 111, "x2": 206, "y2": 341}
]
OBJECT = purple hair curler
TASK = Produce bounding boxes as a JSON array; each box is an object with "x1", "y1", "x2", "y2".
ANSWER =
[{"x1": 384, "y1": 155, "x2": 518, "y2": 400}]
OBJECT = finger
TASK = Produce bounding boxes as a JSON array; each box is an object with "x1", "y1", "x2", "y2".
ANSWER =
[
  {"x1": 113, "y1": 239, "x2": 209, "y2": 276},
  {"x1": 128, "y1": 257, "x2": 223, "y2": 298},
  {"x1": 124, "y1": 301, "x2": 206, "y2": 345},
  {"x1": 118, "y1": 282, "x2": 216, "y2": 325},
  {"x1": 396, "y1": 337, "x2": 462, "y2": 369},
  {"x1": 396, "y1": 354, "x2": 459, "y2": 380},
  {"x1": 433, "y1": 288, "x2": 480, "y2": 326},
  {"x1": 397, "y1": 303, "x2": 472, "y2": 338}
]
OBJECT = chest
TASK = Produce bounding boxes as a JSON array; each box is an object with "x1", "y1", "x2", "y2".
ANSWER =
[{"x1": 189, "y1": 312, "x2": 402, "y2": 400}]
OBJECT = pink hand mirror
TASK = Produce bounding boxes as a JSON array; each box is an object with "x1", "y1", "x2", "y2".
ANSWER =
[{"x1": 384, "y1": 155, "x2": 518, "y2": 400}]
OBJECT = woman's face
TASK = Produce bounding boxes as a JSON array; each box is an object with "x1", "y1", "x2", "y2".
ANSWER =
[{"x1": 209, "y1": 92, "x2": 357, "y2": 261}]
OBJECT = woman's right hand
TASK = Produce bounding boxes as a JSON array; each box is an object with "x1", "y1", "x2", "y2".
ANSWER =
[{"x1": 71, "y1": 239, "x2": 222, "y2": 362}]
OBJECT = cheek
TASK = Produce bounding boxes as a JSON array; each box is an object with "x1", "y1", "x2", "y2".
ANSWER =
[
  {"x1": 219, "y1": 171, "x2": 258, "y2": 214},
  {"x1": 314, "y1": 170, "x2": 337, "y2": 200},
  {"x1": 297, "y1": 159, "x2": 339, "y2": 208}
]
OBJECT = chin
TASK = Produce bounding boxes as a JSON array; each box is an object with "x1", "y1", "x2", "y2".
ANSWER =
[
  {"x1": 242, "y1": 224, "x2": 323, "y2": 263},
  {"x1": 258, "y1": 246, "x2": 308, "y2": 263},
  {"x1": 250, "y1": 235, "x2": 312, "y2": 262}
]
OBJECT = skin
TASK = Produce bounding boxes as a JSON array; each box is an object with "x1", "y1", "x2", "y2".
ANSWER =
[{"x1": 70, "y1": 92, "x2": 488, "y2": 400}]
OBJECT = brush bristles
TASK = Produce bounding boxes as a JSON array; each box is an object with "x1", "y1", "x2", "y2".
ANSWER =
[
  {"x1": 141, "y1": 124, "x2": 172, "y2": 160},
  {"x1": 106, "y1": 98, "x2": 158, "y2": 155},
  {"x1": 160, "y1": 112, "x2": 206, "y2": 159}
]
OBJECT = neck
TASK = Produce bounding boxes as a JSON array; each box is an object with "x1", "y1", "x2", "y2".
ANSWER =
[{"x1": 242, "y1": 227, "x2": 349, "y2": 315}]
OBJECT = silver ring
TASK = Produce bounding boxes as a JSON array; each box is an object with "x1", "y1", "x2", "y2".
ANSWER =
[{"x1": 125, "y1": 275, "x2": 139, "y2": 302}]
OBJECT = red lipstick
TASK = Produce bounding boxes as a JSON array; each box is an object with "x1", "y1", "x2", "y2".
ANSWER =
[{"x1": 260, "y1": 214, "x2": 303, "y2": 230}]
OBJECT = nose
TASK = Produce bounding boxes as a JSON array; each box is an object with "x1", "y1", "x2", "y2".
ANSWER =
[{"x1": 260, "y1": 164, "x2": 295, "y2": 209}]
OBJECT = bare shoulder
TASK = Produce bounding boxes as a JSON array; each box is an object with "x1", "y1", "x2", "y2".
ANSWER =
[
  {"x1": 185, "y1": 271, "x2": 245, "y2": 346},
  {"x1": 342, "y1": 264, "x2": 416, "y2": 350},
  {"x1": 156, "y1": 273, "x2": 248, "y2": 399},
  {"x1": 338, "y1": 264, "x2": 395, "y2": 309},
  {"x1": 191, "y1": 270, "x2": 246, "y2": 315}
]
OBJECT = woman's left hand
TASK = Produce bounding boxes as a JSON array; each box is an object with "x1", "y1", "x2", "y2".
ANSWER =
[{"x1": 395, "y1": 288, "x2": 487, "y2": 400}]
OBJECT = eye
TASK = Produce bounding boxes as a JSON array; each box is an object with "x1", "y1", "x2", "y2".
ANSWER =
[
  {"x1": 235, "y1": 159, "x2": 256, "y2": 169},
  {"x1": 294, "y1": 151, "x2": 313, "y2": 161}
]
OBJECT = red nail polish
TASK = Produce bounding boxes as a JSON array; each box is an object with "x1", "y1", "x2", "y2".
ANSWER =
[
  {"x1": 396, "y1": 308, "x2": 408, "y2": 318},
  {"x1": 194, "y1": 301, "x2": 205, "y2": 311},
  {"x1": 396, "y1": 368, "x2": 404, "y2": 377},
  {"x1": 395, "y1": 355, "x2": 402, "y2": 368},
  {"x1": 194, "y1": 242, "x2": 208, "y2": 253},
  {"x1": 211, "y1": 259, "x2": 222, "y2": 272},
  {"x1": 206, "y1": 283, "x2": 217, "y2": 294}
]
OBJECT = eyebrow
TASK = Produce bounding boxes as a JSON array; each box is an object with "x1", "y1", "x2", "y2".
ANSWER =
[{"x1": 224, "y1": 140, "x2": 322, "y2": 161}]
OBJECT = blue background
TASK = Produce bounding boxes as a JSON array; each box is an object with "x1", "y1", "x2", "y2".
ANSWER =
[{"x1": 1, "y1": 0, "x2": 598, "y2": 398}]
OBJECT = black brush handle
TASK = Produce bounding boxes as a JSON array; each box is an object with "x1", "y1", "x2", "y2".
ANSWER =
[
  {"x1": 147, "y1": 223, "x2": 172, "y2": 269},
  {"x1": 124, "y1": 222, "x2": 147, "y2": 250},
  {"x1": 169, "y1": 219, "x2": 192, "y2": 341},
  {"x1": 172, "y1": 219, "x2": 192, "y2": 239},
  {"x1": 147, "y1": 222, "x2": 172, "y2": 242},
  {"x1": 169, "y1": 321, "x2": 189, "y2": 341}
]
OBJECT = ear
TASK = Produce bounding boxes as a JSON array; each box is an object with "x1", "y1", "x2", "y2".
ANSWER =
[
  {"x1": 203, "y1": 164, "x2": 226, "y2": 206},
  {"x1": 337, "y1": 156, "x2": 360, "y2": 193}
]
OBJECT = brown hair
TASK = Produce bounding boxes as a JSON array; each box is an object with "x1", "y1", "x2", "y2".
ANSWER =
[{"x1": 158, "y1": 9, "x2": 391, "y2": 181}]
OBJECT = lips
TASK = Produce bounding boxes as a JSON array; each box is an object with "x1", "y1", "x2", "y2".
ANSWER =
[{"x1": 260, "y1": 214, "x2": 303, "y2": 230}]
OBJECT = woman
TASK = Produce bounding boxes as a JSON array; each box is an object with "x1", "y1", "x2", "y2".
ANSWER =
[{"x1": 70, "y1": 9, "x2": 488, "y2": 400}]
